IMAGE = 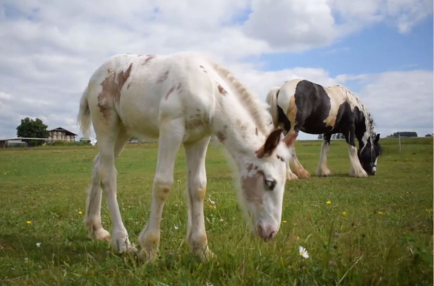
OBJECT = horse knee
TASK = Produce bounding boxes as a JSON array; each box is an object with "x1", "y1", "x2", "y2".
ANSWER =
[{"x1": 153, "y1": 176, "x2": 173, "y2": 201}]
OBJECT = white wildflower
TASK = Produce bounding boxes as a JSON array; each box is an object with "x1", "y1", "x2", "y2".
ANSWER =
[
  {"x1": 299, "y1": 246, "x2": 309, "y2": 259},
  {"x1": 36, "y1": 242, "x2": 41, "y2": 247}
]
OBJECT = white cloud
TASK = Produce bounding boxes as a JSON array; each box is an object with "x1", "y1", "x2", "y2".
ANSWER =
[
  {"x1": 348, "y1": 70, "x2": 433, "y2": 137},
  {"x1": 330, "y1": 0, "x2": 433, "y2": 35},
  {"x1": 0, "y1": 0, "x2": 432, "y2": 141},
  {"x1": 243, "y1": 0, "x2": 337, "y2": 51}
]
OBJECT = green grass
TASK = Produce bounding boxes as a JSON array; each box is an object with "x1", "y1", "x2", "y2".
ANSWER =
[{"x1": 0, "y1": 138, "x2": 432, "y2": 285}]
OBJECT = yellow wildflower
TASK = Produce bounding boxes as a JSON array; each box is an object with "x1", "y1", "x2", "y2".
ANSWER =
[
  {"x1": 78, "y1": 211, "x2": 83, "y2": 215},
  {"x1": 326, "y1": 201, "x2": 332, "y2": 205},
  {"x1": 26, "y1": 221, "x2": 32, "y2": 225},
  {"x1": 283, "y1": 220, "x2": 287, "y2": 224},
  {"x1": 342, "y1": 211, "x2": 347, "y2": 216},
  {"x1": 378, "y1": 211, "x2": 384, "y2": 215}
]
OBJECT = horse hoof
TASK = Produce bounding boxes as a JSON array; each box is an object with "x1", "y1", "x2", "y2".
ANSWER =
[
  {"x1": 92, "y1": 228, "x2": 111, "y2": 241},
  {"x1": 296, "y1": 170, "x2": 311, "y2": 179},
  {"x1": 317, "y1": 170, "x2": 331, "y2": 177},
  {"x1": 286, "y1": 173, "x2": 299, "y2": 180},
  {"x1": 195, "y1": 247, "x2": 216, "y2": 262},
  {"x1": 138, "y1": 249, "x2": 159, "y2": 263}
]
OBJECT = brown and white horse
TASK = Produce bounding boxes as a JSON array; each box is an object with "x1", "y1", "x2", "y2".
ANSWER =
[
  {"x1": 266, "y1": 79, "x2": 381, "y2": 179},
  {"x1": 78, "y1": 53, "x2": 295, "y2": 262}
]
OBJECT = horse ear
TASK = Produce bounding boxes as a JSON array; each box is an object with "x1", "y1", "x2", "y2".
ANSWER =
[
  {"x1": 374, "y1": 133, "x2": 380, "y2": 143},
  {"x1": 256, "y1": 129, "x2": 283, "y2": 158},
  {"x1": 283, "y1": 133, "x2": 297, "y2": 147}
]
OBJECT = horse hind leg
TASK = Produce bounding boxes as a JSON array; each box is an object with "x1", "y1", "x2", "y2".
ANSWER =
[
  {"x1": 85, "y1": 121, "x2": 135, "y2": 253},
  {"x1": 85, "y1": 153, "x2": 110, "y2": 241},
  {"x1": 286, "y1": 132, "x2": 310, "y2": 179}
]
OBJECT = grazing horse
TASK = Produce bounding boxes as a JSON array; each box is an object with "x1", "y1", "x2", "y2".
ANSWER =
[
  {"x1": 266, "y1": 79, "x2": 381, "y2": 179},
  {"x1": 77, "y1": 53, "x2": 295, "y2": 262}
]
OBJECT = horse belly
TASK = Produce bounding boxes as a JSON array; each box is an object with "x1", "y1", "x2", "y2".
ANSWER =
[{"x1": 117, "y1": 91, "x2": 161, "y2": 138}]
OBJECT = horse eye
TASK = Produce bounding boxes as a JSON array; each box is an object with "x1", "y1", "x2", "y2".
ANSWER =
[{"x1": 264, "y1": 179, "x2": 276, "y2": 191}]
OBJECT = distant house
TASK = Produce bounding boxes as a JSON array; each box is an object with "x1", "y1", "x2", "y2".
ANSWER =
[{"x1": 48, "y1": 127, "x2": 77, "y2": 142}]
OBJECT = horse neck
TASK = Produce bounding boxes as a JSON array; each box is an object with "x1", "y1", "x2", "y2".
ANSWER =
[{"x1": 212, "y1": 97, "x2": 266, "y2": 165}]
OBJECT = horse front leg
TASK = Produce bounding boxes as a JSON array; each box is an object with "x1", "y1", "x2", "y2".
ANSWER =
[
  {"x1": 184, "y1": 136, "x2": 215, "y2": 261},
  {"x1": 138, "y1": 121, "x2": 184, "y2": 263},
  {"x1": 346, "y1": 127, "x2": 368, "y2": 178},
  {"x1": 316, "y1": 135, "x2": 332, "y2": 177}
]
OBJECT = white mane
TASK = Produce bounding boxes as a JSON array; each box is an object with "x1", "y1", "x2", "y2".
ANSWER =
[{"x1": 210, "y1": 62, "x2": 272, "y2": 136}]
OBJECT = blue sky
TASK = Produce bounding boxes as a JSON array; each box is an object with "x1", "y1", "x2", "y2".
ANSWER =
[
  {"x1": 0, "y1": 0, "x2": 432, "y2": 140},
  {"x1": 258, "y1": 17, "x2": 433, "y2": 77}
]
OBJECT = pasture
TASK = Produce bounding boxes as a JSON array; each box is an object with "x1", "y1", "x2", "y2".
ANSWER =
[{"x1": 0, "y1": 137, "x2": 432, "y2": 285}]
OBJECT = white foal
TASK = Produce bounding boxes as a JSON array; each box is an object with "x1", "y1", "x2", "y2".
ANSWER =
[{"x1": 78, "y1": 53, "x2": 295, "y2": 262}]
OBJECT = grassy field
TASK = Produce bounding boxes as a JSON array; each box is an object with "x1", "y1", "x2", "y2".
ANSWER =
[{"x1": 0, "y1": 137, "x2": 432, "y2": 285}]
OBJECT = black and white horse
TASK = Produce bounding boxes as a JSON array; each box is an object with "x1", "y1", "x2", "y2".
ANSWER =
[{"x1": 266, "y1": 79, "x2": 381, "y2": 179}]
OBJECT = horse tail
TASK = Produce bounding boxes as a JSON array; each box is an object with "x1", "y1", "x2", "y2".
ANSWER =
[
  {"x1": 77, "y1": 86, "x2": 91, "y2": 138},
  {"x1": 265, "y1": 87, "x2": 280, "y2": 128}
]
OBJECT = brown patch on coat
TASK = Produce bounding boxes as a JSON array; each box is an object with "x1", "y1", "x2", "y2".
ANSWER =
[
  {"x1": 157, "y1": 188, "x2": 170, "y2": 201},
  {"x1": 323, "y1": 112, "x2": 337, "y2": 128},
  {"x1": 185, "y1": 117, "x2": 203, "y2": 130},
  {"x1": 165, "y1": 86, "x2": 176, "y2": 100},
  {"x1": 115, "y1": 63, "x2": 132, "y2": 103},
  {"x1": 286, "y1": 96, "x2": 298, "y2": 132},
  {"x1": 242, "y1": 170, "x2": 265, "y2": 204},
  {"x1": 157, "y1": 70, "x2": 170, "y2": 83},
  {"x1": 196, "y1": 188, "x2": 206, "y2": 201},
  {"x1": 97, "y1": 64, "x2": 133, "y2": 119},
  {"x1": 143, "y1": 55, "x2": 155, "y2": 65},
  {"x1": 216, "y1": 131, "x2": 226, "y2": 142},
  {"x1": 216, "y1": 125, "x2": 228, "y2": 142},
  {"x1": 217, "y1": 84, "x2": 227, "y2": 95},
  {"x1": 246, "y1": 163, "x2": 254, "y2": 172}
]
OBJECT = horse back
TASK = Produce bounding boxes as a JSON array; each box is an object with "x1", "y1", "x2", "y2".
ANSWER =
[{"x1": 85, "y1": 53, "x2": 218, "y2": 140}]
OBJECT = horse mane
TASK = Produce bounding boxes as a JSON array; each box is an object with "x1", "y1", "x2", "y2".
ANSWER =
[
  {"x1": 336, "y1": 85, "x2": 376, "y2": 139},
  {"x1": 210, "y1": 62, "x2": 272, "y2": 136}
]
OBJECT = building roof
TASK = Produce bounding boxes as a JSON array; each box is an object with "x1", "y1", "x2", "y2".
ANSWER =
[{"x1": 49, "y1": 127, "x2": 77, "y2": 136}]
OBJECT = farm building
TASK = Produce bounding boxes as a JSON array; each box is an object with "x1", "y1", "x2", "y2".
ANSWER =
[
  {"x1": 48, "y1": 127, "x2": 77, "y2": 142},
  {"x1": 0, "y1": 138, "x2": 48, "y2": 148}
]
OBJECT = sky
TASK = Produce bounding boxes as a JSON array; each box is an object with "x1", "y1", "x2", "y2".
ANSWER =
[{"x1": 0, "y1": 0, "x2": 432, "y2": 140}]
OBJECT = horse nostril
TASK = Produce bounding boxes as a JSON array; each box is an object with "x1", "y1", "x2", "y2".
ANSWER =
[{"x1": 269, "y1": 231, "x2": 276, "y2": 239}]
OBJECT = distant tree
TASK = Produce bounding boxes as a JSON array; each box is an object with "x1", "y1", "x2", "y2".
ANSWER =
[
  {"x1": 425, "y1": 134, "x2": 433, "y2": 137},
  {"x1": 16, "y1": 117, "x2": 49, "y2": 146},
  {"x1": 387, "y1": 131, "x2": 418, "y2": 138}
]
